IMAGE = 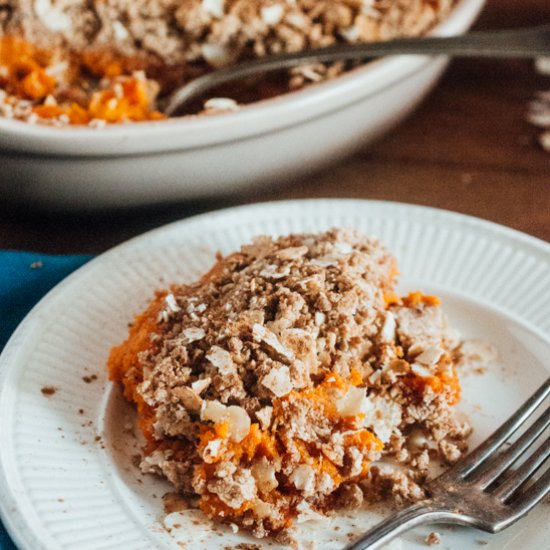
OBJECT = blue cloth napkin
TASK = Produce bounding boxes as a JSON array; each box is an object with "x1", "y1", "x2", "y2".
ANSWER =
[{"x1": 0, "y1": 251, "x2": 92, "y2": 549}]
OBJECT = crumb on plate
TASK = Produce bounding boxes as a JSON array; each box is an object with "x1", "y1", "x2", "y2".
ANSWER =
[{"x1": 425, "y1": 531, "x2": 441, "y2": 545}]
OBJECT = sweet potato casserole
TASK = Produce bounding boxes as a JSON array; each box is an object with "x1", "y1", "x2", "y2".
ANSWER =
[
  {"x1": 108, "y1": 228, "x2": 475, "y2": 542},
  {"x1": 0, "y1": 1, "x2": 456, "y2": 126}
]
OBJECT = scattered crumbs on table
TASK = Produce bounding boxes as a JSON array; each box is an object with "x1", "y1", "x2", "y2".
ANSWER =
[
  {"x1": 527, "y1": 57, "x2": 550, "y2": 152},
  {"x1": 30, "y1": 261, "x2": 43, "y2": 269},
  {"x1": 460, "y1": 172, "x2": 473, "y2": 184},
  {"x1": 536, "y1": 56, "x2": 550, "y2": 76},
  {"x1": 78, "y1": 408, "x2": 85, "y2": 415},
  {"x1": 82, "y1": 374, "x2": 98, "y2": 383},
  {"x1": 425, "y1": 531, "x2": 441, "y2": 546},
  {"x1": 41, "y1": 385, "x2": 57, "y2": 396},
  {"x1": 477, "y1": 540, "x2": 489, "y2": 546}
]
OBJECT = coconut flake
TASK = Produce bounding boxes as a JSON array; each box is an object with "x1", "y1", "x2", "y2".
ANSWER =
[
  {"x1": 252, "y1": 500, "x2": 272, "y2": 519},
  {"x1": 200, "y1": 400, "x2": 250, "y2": 442},
  {"x1": 165, "y1": 294, "x2": 181, "y2": 313},
  {"x1": 253, "y1": 323, "x2": 294, "y2": 362},
  {"x1": 191, "y1": 377, "x2": 211, "y2": 395},
  {"x1": 315, "y1": 312, "x2": 326, "y2": 326},
  {"x1": 276, "y1": 246, "x2": 308, "y2": 260},
  {"x1": 363, "y1": 395, "x2": 402, "y2": 443},
  {"x1": 251, "y1": 457, "x2": 278, "y2": 492},
  {"x1": 333, "y1": 241, "x2": 353, "y2": 254},
  {"x1": 290, "y1": 464, "x2": 315, "y2": 496},
  {"x1": 182, "y1": 327, "x2": 206, "y2": 344},
  {"x1": 113, "y1": 20, "x2": 129, "y2": 41},
  {"x1": 311, "y1": 258, "x2": 336, "y2": 268},
  {"x1": 261, "y1": 366, "x2": 293, "y2": 397},
  {"x1": 255, "y1": 406, "x2": 273, "y2": 430},
  {"x1": 201, "y1": 43, "x2": 236, "y2": 68},
  {"x1": 226, "y1": 405, "x2": 251, "y2": 442},
  {"x1": 259, "y1": 264, "x2": 291, "y2": 279},
  {"x1": 173, "y1": 386, "x2": 202, "y2": 412},
  {"x1": 336, "y1": 386, "x2": 367, "y2": 417},
  {"x1": 261, "y1": 4, "x2": 284, "y2": 26},
  {"x1": 204, "y1": 97, "x2": 239, "y2": 111},
  {"x1": 34, "y1": 0, "x2": 72, "y2": 32},
  {"x1": 201, "y1": 400, "x2": 227, "y2": 424},
  {"x1": 415, "y1": 346, "x2": 444, "y2": 366},
  {"x1": 206, "y1": 346, "x2": 236, "y2": 374},
  {"x1": 380, "y1": 312, "x2": 396, "y2": 342},
  {"x1": 340, "y1": 25, "x2": 360, "y2": 42},
  {"x1": 411, "y1": 363, "x2": 433, "y2": 379},
  {"x1": 202, "y1": 0, "x2": 224, "y2": 18},
  {"x1": 202, "y1": 439, "x2": 223, "y2": 462}
]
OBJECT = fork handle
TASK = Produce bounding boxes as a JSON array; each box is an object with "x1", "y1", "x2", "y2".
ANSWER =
[{"x1": 344, "y1": 503, "x2": 453, "y2": 550}]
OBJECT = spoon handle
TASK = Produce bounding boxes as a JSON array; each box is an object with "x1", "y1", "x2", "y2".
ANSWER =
[{"x1": 164, "y1": 25, "x2": 550, "y2": 116}]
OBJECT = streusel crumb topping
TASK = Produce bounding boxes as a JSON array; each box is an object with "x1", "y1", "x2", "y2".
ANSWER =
[
  {"x1": 0, "y1": 1, "x2": 456, "y2": 125},
  {"x1": 108, "y1": 228, "x2": 476, "y2": 539}
]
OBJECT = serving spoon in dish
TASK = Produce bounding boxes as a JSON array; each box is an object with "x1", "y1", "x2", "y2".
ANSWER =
[{"x1": 164, "y1": 24, "x2": 550, "y2": 116}]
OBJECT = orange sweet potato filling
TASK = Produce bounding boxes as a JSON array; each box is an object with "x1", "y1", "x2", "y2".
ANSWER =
[
  {"x1": 404, "y1": 365, "x2": 461, "y2": 406},
  {"x1": 108, "y1": 291, "x2": 167, "y2": 441},
  {"x1": 193, "y1": 373, "x2": 383, "y2": 523},
  {"x1": 384, "y1": 291, "x2": 441, "y2": 308},
  {"x1": 0, "y1": 36, "x2": 166, "y2": 124},
  {"x1": 107, "y1": 278, "x2": 458, "y2": 531},
  {"x1": 402, "y1": 291, "x2": 441, "y2": 307}
]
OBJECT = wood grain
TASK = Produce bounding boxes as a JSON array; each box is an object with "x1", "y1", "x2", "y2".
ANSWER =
[{"x1": 0, "y1": 0, "x2": 549, "y2": 254}]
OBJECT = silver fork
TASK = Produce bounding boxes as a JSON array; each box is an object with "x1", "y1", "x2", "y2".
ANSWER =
[
  {"x1": 345, "y1": 377, "x2": 550, "y2": 549},
  {"x1": 164, "y1": 24, "x2": 550, "y2": 115}
]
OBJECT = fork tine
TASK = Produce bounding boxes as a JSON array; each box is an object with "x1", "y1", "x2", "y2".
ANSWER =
[
  {"x1": 493, "y1": 435, "x2": 550, "y2": 502},
  {"x1": 466, "y1": 405, "x2": 550, "y2": 487},
  {"x1": 505, "y1": 467, "x2": 550, "y2": 525},
  {"x1": 448, "y1": 378, "x2": 550, "y2": 479}
]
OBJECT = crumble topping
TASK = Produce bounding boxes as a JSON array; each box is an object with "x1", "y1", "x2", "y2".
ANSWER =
[
  {"x1": 107, "y1": 228, "x2": 487, "y2": 540},
  {"x1": 0, "y1": 1, "x2": 457, "y2": 125},
  {"x1": 425, "y1": 531, "x2": 441, "y2": 545}
]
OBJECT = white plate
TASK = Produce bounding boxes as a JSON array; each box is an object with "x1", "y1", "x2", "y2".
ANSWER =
[{"x1": 0, "y1": 199, "x2": 549, "y2": 550}]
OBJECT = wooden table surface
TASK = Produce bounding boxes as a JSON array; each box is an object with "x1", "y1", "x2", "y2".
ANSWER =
[{"x1": 1, "y1": 0, "x2": 549, "y2": 254}]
